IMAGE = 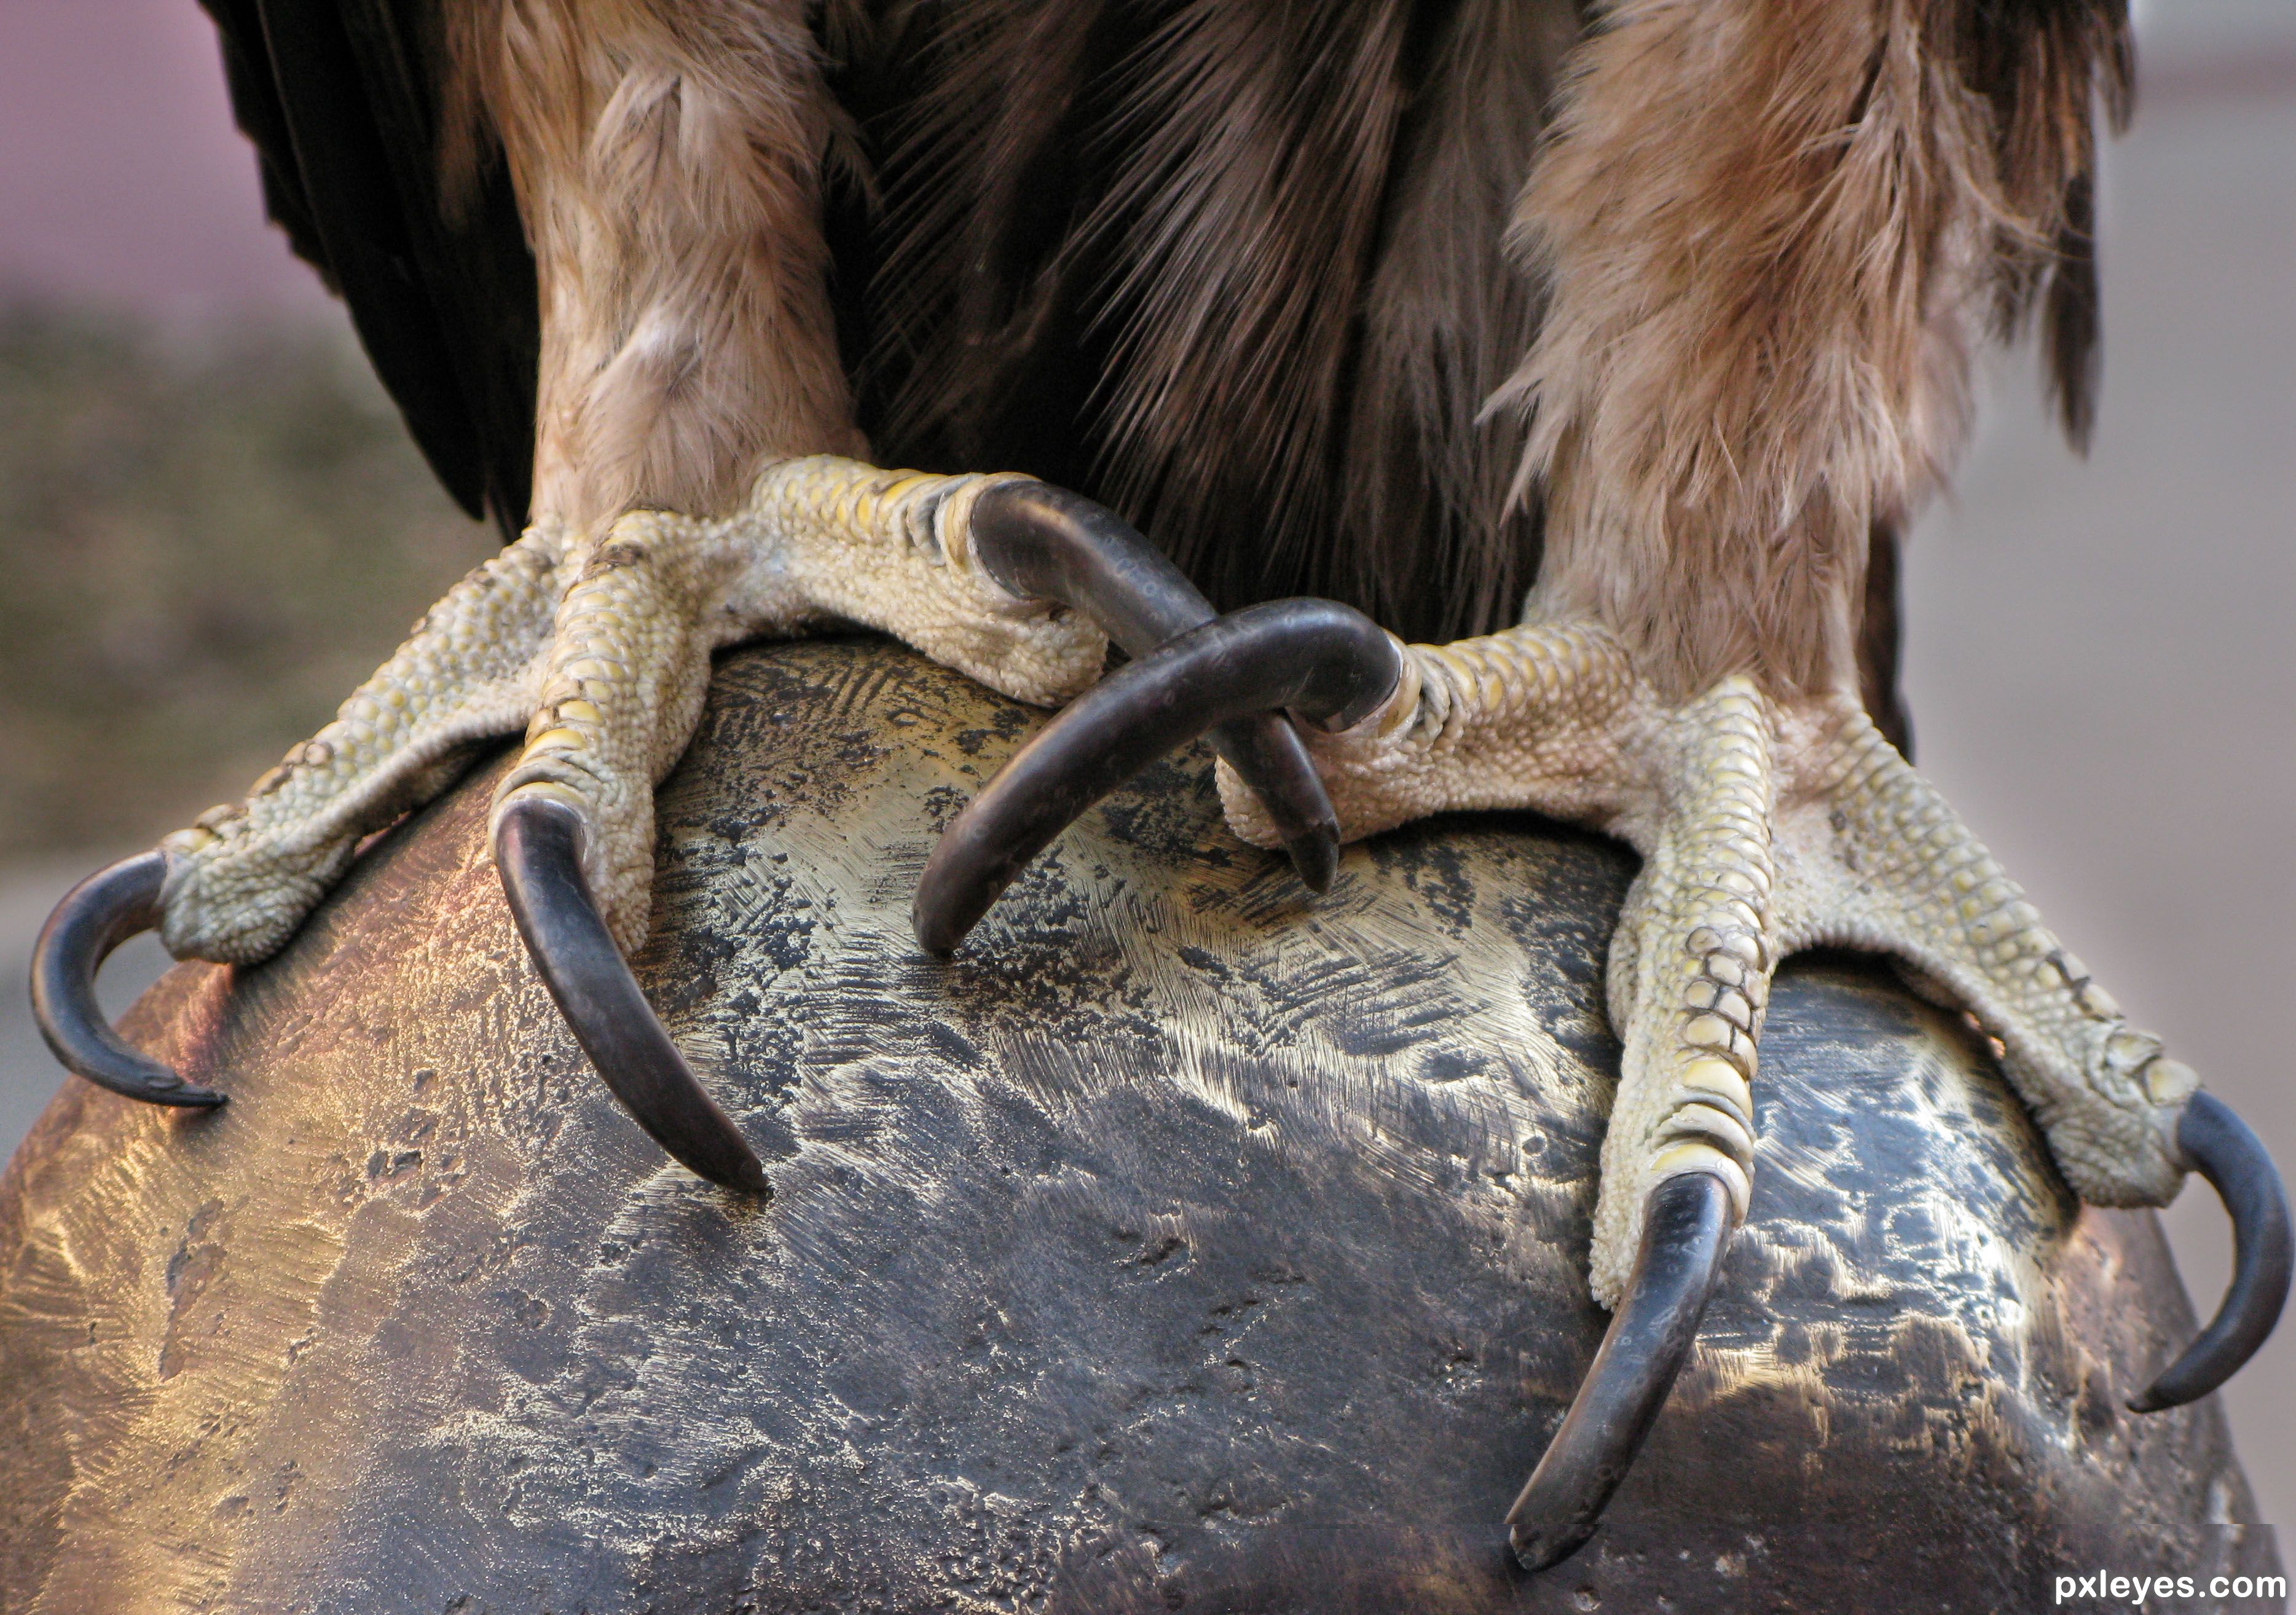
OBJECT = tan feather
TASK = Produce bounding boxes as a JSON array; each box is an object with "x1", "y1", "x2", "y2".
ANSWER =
[
  {"x1": 448, "y1": 0, "x2": 863, "y2": 536},
  {"x1": 1499, "y1": 0, "x2": 2129, "y2": 699}
]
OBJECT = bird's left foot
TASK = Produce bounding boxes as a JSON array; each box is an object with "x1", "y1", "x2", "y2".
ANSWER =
[
  {"x1": 916, "y1": 608, "x2": 2292, "y2": 1569},
  {"x1": 33, "y1": 457, "x2": 1337, "y2": 1191}
]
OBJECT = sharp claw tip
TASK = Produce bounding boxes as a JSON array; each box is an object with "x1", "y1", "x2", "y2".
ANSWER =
[
  {"x1": 95, "y1": 1077, "x2": 227, "y2": 1110},
  {"x1": 729, "y1": 1155, "x2": 773, "y2": 1198},
  {"x1": 1507, "y1": 1522, "x2": 1592, "y2": 1574},
  {"x1": 34, "y1": 848, "x2": 225, "y2": 1109},
  {"x1": 2134, "y1": 1089, "x2": 2294, "y2": 1411},
  {"x1": 1283, "y1": 825, "x2": 1340, "y2": 894},
  {"x1": 909, "y1": 904, "x2": 965, "y2": 958}
]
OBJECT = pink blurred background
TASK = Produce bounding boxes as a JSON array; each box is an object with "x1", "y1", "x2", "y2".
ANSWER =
[
  {"x1": 0, "y1": 0, "x2": 333, "y2": 318},
  {"x1": 2, "y1": 0, "x2": 2292, "y2": 1566}
]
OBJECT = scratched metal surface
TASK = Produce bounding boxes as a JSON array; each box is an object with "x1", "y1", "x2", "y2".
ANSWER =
[{"x1": 0, "y1": 637, "x2": 2277, "y2": 1613}]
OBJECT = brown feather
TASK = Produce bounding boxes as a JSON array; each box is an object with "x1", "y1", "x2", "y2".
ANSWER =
[
  {"x1": 847, "y1": 0, "x2": 1584, "y2": 644},
  {"x1": 1498, "y1": 0, "x2": 2133, "y2": 700},
  {"x1": 447, "y1": 0, "x2": 864, "y2": 536},
  {"x1": 393, "y1": 0, "x2": 2127, "y2": 711}
]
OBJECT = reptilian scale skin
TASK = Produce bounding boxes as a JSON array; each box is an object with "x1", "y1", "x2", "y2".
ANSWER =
[
  {"x1": 1605, "y1": 682, "x2": 1774, "y2": 1265},
  {"x1": 1787, "y1": 711, "x2": 2195, "y2": 1209},
  {"x1": 159, "y1": 457, "x2": 1106, "y2": 963},
  {"x1": 1218, "y1": 624, "x2": 2191, "y2": 1303},
  {"x1": 157, "y1": 532, "x2": 567, "y2": 965}
]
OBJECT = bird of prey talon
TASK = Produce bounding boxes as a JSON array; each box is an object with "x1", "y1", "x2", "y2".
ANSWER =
[
  {"x1": 39, "y1": 458, "x2": 1339, "y2": 1191},
  {"x1": 926, "y1": 602, "x2": 2294, "y2": 1566},
  {"x1": 25, "y1": 0, "x2": 2294, "y2": 1576}
]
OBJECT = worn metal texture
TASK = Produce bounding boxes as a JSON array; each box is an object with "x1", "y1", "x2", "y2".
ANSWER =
[{"x1": 0, "y1": 638, "x2": 2278, "y2": 1613}]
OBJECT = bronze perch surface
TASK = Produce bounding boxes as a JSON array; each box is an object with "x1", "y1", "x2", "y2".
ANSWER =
[{"x1": 2, "y1": 639, "x2": 2279, "y2": 1613}]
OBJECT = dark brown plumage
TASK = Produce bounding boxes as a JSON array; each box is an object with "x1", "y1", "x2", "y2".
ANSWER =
[
  {"x1": 195, "y1": 0, "x2": 2127, "y2": 696},
  {"x1": 197, "y1": 0, "x2": 538, "y2": 538},
  {"x1": 838, "y1": 0, "x2": 1577, "y2": 646}
]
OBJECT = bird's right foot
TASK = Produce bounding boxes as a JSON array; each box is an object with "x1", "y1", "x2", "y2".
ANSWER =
[{"x1": 913, "y1": 603, "x2": 2292, "y2": 1570}]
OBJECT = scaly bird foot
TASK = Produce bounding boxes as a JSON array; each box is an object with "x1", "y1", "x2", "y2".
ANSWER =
[
  {"x1": 917, "y1": 608, "x2": 2292, "y2": 1570},
  {"x1": 33, "y1": 459, "x2": 1339, "y2": 1191}
]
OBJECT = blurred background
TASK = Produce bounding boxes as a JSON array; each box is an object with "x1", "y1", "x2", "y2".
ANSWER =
[{"x1": 1, "y1": 0, "x2": 2290, "y2": 1541}]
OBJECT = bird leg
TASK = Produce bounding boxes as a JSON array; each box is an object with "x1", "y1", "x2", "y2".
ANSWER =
[
  {"x1": 1211, "y1": 624, "x2": 2216, "y2": 1281},
  {"x1": 916, "y1": 608, "x2": 2292, "y2": 1567},
  {"x1": 34, "y1": 457, "x2": 1337, "y2": 1190}
]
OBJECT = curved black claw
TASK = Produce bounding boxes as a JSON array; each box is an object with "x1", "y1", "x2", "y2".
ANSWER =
[
  {"x1": 30, "y1": 851, "x2": 224, "y2": 1108},
  {"x1": 971, "y1": 481, "x2": 1339, "y2": 890},
  {"x1": 2128, "y1": 1091, "x2": 2292, "y2": 1412},
  {"x1": 494, "y1": 795, "x2": 770, "y2": 1195},
  {"x1": 913, "y1": 597, "x2": 1401, "y2": 954},
  {"x1": 1506, "y1": 1171, "x2": 1736, "y2": 1572}
]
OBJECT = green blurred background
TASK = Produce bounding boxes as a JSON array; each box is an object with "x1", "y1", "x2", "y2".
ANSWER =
[{"x1": 0, "y1": 307, "x2": 483, "y2": 859}]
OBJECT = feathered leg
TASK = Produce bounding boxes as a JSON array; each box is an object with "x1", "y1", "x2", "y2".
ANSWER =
[
  {"x1": 908, "y1": 0, "x2": 2289, "y2": 1570},
  {"x1": 34, "y1": 0, "x2": 1332, "y2": 1189}
]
